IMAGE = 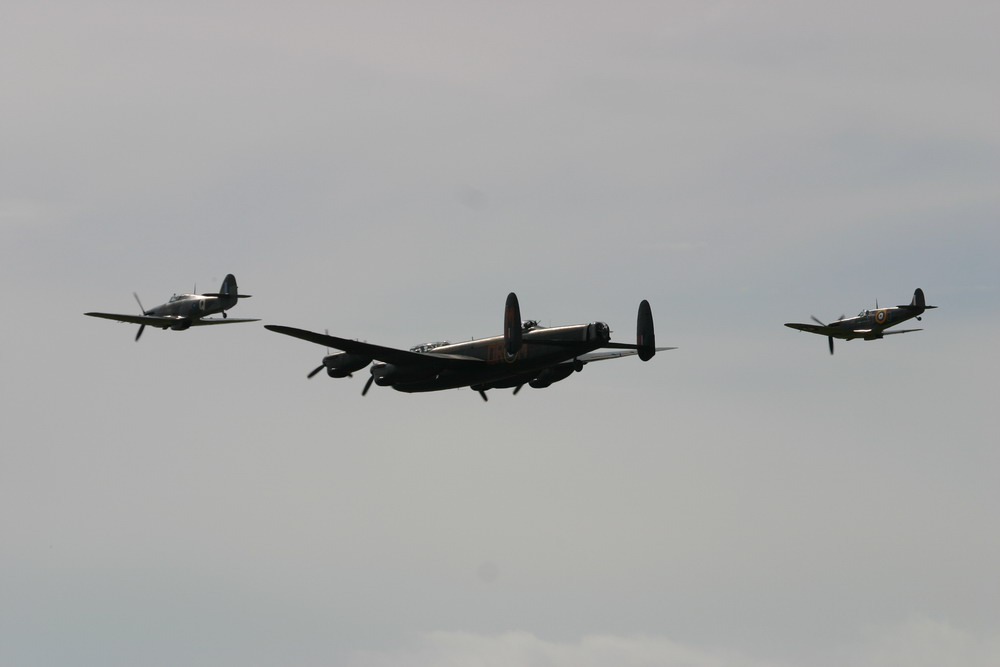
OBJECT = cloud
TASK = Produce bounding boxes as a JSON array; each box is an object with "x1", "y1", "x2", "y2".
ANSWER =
[
  {"x1": 348, "y1": 621, "x2": 1000, "y2": 667},
  {"x1": 853, "y1": 617, "x2": 1000, "y2": 667},
  {"x1": 348, "y1": 632, "x2": 784, "y2": 667}
]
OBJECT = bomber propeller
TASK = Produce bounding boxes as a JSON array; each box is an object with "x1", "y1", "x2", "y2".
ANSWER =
[{"x1": 306, "y1": 330, "x2": 333, "y2": 378}]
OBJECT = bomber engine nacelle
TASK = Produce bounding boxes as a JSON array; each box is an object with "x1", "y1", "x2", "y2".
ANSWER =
[
  {"x1": 372, "y1": 363, "x2": 438, "y2": 386},
  {"x1": 324, "y1": 352, "x2": 372, "y2": 378},
  {"x1": 529, "y1": 363, "x2": 578, "y2": 389}
]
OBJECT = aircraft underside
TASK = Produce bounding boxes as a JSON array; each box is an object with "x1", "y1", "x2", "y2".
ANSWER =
[{"x1": 383, "y1": 353, "x2": 593, "y2": 393}]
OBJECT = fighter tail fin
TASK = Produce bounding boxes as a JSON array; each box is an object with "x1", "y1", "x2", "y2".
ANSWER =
[
  {"x1": 203, "y1": 273, "x2": 252, "y2": 298},
  {"x1": 898, "y1": 288, "x2": 935, "y2": 313}
]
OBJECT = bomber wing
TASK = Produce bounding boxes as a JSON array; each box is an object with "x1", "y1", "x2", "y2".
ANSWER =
[
  {"x1": 85, "y1": 312, "x2": 185, "y2": 326},
  {"x1": 264, "y1": 325, "x2": 485, "y2": 368}
]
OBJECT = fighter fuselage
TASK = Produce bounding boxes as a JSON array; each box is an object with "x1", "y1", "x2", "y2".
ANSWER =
[{"x1": 826, "y1": 306, "x2": 920, "y2": 340}]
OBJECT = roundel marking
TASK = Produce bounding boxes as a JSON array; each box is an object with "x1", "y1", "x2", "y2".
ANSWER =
[
  {"x1": 875, "y1": 309, "x2": 887, "y2": 324},
  {"x1": 505, "y1": 344, "x2": 525, "y2": 363}
]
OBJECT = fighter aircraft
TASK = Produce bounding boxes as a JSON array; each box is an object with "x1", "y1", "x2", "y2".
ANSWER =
[
  {"x1": 85, "y1": 273, "x2": 258, "y2": 341},
  {"x1": 266, "y1": 292, "x2": 673, "y2": 400},
  {"x1": 785, "y1": 288, "x2": 936, "y2": 355}
]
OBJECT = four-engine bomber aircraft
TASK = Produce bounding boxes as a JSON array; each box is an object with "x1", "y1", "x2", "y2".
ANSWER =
[
  {"x1": 265, "y1": 293, "x2": 674, "y2": 400},
  {"x1": 85, "y1": 274, "x2": 258, "y2": 341},
  {"x1": 785, "y1": 288, "x2": 936, "y2": 355}
]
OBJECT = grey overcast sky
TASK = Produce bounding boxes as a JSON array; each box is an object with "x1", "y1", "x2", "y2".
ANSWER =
[{"x1": 2, "y1": 2, "x2": 998, "y2": 666}]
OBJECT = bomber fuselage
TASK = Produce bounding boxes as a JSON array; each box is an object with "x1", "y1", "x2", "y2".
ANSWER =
[{"x1": 373, "y1": 322, "x2": 610, "y2": 392}]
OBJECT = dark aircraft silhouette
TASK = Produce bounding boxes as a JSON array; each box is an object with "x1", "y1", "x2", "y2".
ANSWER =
[
  {"x1": 785, "y1": 288, "x2": 936, "y2": 355},
  {"x1": 266, "y1": 293, "x2": 674, "y2": 400},
  {"x1": 85, "y1": 273, "x2": 258, "y2": 341}
]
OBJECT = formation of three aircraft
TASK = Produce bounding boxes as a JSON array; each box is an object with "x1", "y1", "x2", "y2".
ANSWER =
[{"x1": 85, "y1": 274, "x2": 936, "y2": 400}]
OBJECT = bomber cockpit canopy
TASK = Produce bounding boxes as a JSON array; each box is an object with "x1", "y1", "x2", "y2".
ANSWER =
[
  {"x1": 522, "y1": 319, "x2": 541, "y2": 332},
  {"x1": 410, "y1": 341, "x2": 451, "y2": 353}
]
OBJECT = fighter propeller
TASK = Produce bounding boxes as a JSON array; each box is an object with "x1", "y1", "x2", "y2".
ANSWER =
[
  {"x1": 133, "y1": 292, "x2": 149, "y2": 341},
  {"x1": 809, "y1": 314, "x2": 844, "y2": 355}
]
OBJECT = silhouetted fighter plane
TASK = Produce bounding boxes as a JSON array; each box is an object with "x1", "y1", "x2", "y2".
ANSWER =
[
  {"x1": 785, "y1": 288, "x2": 936, "y2": 355},
  {"x1": 85, "y1": 274, "x2": 258, "y2": 341},
  {"x1": 266, "y1": 293, "x2": 674, "y2": 400}
]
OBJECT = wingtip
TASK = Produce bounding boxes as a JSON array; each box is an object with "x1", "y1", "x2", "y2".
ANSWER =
[{"x1": 264, "y1": 324, "x2": 306, "y2": 336}]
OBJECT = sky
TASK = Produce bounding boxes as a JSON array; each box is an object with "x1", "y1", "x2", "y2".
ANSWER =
[{"x1": 2, "y1": 1, "x2": 998, "y2": 665}]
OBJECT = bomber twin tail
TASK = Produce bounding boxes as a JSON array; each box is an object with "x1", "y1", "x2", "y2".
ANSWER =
[
  {"x1": 266, "y1": 292, "x2": 674, "y2": 400},
  {"x1": 785, "y1": 287, "x2": 936, "y2": 355},
  {"x1": 85, "y1": 273, "x2": 259, "y2": 341}
]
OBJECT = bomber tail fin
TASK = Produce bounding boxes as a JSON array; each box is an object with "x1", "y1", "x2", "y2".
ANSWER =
[
  {"x1": 503, "y1": 292, "x2": 523, "y2": 359},
  {"x1": 637, "y1": 299, "x2": 655, "y2": 361}
]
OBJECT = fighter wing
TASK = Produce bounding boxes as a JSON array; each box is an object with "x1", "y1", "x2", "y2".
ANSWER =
[
  {"x1": 784, "y1": 323, "x2": 857, "y2": 340},
  {"x1": 265, "y1": 325, "x2": 484, "y2": 368},
  {"x1": 576, "y1": 347, "x2": 677, "y2": 363},
  {"x1": 188, "y1": 318, "x2": 261, "y2": 325},
  {"x1": 881, "y1": 328, "x2": 922, "y2": 336},
  {"x1": 85, "y1": 312, "x2": 184, "y2": 327}
]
